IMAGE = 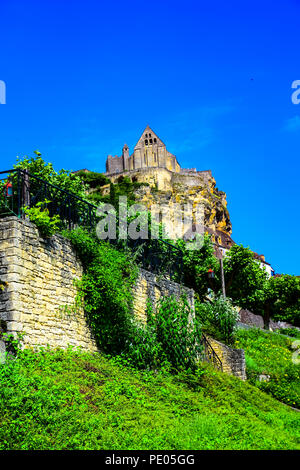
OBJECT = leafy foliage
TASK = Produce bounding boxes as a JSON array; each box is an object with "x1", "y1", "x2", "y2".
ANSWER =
[
  {"x1": 219, "y1": 244, "x2": 300, "y2": 329},
  {"x1": 223, "y1": 244, "x2": 268, "y2": 306},
  {"x1": 235, "y1": 328, "x2": 300, "y2": 409},
  {"x1": 154, "y1": 296, "x2": 202, "y2": 370},
  {"x1": 128, "y1": 296, "x2": 202, "y2": 371},
  {"x1": 86, "y1": 175, "x2": 149, "y2": 206},
  {"x1": 176, "y1": 235, "x2": 218, "y2": 302},
  {"x1": 63, "y1": 228, "x2": 203, "y2": 371},
  {"x1": 278, "y1": 328, "x2": 300, "y2": 340},
  {"x1": 63, "y1": 228, "x2": 138, "y2": 355},
  {"x1": 75, "y1": 170, "x2": 110, "y2": 189},
  {"x1": 23, "y1": 199, "x2": 62, "y2": 238},
  {"x1": 14, "y1": 152, "x2": 88, "y2": 199}
]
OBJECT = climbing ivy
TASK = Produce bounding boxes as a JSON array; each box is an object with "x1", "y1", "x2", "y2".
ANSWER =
[{"x1": 63, "y1": 227, "x2": 138, "y2": 355}]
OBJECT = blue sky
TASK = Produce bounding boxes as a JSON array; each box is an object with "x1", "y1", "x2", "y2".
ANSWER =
[{"x1": 0, "y1": 0, "x2": 299, "y2": 275}]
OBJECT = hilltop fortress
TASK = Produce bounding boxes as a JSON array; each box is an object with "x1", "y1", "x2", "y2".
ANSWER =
[
  {"x1": 104, "y1": 125, "x2": 232, "y2": 239},
  {"x1": 103, "y1": 126, "x2": 273, "y2": 275}
]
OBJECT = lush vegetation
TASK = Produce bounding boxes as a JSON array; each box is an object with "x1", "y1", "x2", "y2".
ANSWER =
[
  {"x1": 86, "y1": 174, "x2": 149, "y2": 206},
  {"x1": 176, "y1": 235, "x2": 219, "y2": 302},
  {"x1": 63, "y1": 228, "x2": 138, "y2": 355},
  {"x1": 74, "y1": 169, "x2": 110, "y2": 189},
  {"x1": 211, "y1": 244, "x2": 300, "y2": 329},
  {"x1": 14, "y1": 152, "x2": 89, "y2": 199},
  {"x1": 278, "y1": 327, "x2": 300, "y2": 340},
  {"x1": 128, "y1": 296, "x2": 202, "y2": 371},
  {"x1": 0, "y1": 347, "x2": 299, "y2": 450},
  {"x1": 235, "y1": 328, "x2": 300, "y2": 409},
  {"x1": 1, "y1": 153, "x2": 300, "y2": 450},
  {"x1": 23, "y1": 199, "x2": 62, "y2": 238},
  {"x1": 195, "y1": 293, "x2": 239, "y2": 345}
]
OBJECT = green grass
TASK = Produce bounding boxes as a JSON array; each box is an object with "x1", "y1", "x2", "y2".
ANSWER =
[
  {"x1": 0, "y1": 347, "x2": 299, "y2": 450},
  {"x1": 235, "y1": 328, "x2": 300, "y2": 409}
]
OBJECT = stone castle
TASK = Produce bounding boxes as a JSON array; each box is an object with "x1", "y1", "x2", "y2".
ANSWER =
[
  {"x1": 106, "y1": 125, "x2": 181, "y2": 175},
  {"x1": 102, "y1": 126, "x2": 273, "y2": 274},
  {"x1": 103, "y1": 126, "x2": 232, "y2": 240}
]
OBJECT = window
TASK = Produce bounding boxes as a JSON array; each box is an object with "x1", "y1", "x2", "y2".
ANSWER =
[
  {"x1": 149, "y1": 139, "x2": 152, "y2": 144},
  {"x1": 154, "y1": 152, "x2": 156, "y2": 162},
  {"x1": 145, "y1": 133, "x2": 148, "y2": 138},
  {"x1": 145, "y1": 139, "x2": 148, "y2": 145},
  {"x1": 154, "y1": 138, "x2": 157, "y2": 143}
]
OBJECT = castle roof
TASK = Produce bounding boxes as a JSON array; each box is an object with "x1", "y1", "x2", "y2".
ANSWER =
[{"x1": 134, "y1": 125, "x2": 166, "y2": 149}]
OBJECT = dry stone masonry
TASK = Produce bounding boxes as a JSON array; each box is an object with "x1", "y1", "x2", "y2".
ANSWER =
[
  {"x1": 0, "y1": 216, "x2": 98, "y2": 352},
  {"x1": 133, "y1": 268, "x2": 195, "y2": 324}
]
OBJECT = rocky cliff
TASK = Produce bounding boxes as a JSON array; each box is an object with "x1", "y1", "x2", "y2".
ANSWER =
[{"x1": 106, "y1": 168, "x2": 232, "y2": 237}]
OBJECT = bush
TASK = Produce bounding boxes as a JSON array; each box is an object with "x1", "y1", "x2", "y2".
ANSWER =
[
  {"x1": 14, "y1": 152, "x2": 88, "y2": 199},
  {"x1": 64, "y1": 228, "x2": 138, "y2": 355},
  {"x1": 195, "y1": 293, "x2": 239, "y2": 345},
  {"x1": 278, "y1": 328, "x2": 300, "y2": 340},
  {"x1": 23, "y1": 200, "x2": 62, "y2": 238},
  {"x1": 127, "y1": 296, "x2": 202, "y2": 372}
]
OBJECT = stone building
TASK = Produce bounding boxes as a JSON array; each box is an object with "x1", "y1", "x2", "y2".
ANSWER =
[{"x1": 106, "y1": 126, "x2": 181, "y2": 175}]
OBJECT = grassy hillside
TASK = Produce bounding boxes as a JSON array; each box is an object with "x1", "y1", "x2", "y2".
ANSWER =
[
  {"x1": 0, "y1": 348, "x2": 299, "y2": 450},
  {"x1": 235, "y1": 328, "x2": 300, "y2": 409}
]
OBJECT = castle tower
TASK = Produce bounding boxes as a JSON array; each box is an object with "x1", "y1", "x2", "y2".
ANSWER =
[{"x1": 122, "y1": 144, "x2": 129, "y2": 171}]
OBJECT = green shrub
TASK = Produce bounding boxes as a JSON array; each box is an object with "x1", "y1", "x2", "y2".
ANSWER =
[
  {"x1": 278, "y1": 327, "x2": 300, "y2": 340},
  {"x1": 154, "y1": 295, "x2": 202, "y2": 370},
  {"x1": 14, "y1": 152, "x2": 89, "y2": 199},
  {"x1": 128, "y1": 296, "x2": 202, "y2": 371},
  {"x1": 23, "y1": 200, "x2": 62, "y2": 238},
  {"x1": 195, "y1": 293, "x2": 239, "y2": 344},
  {"x1": 75, "y1": 170, "x2": 110, "y2": 189},
  {"x1": 64, "y1": 228, "x2": 138, "y2": 355}
]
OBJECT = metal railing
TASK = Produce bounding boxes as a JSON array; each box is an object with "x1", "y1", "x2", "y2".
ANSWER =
[
  {"x1": 0, "y1": 168, "x2": 184, "y2": 281},
  {"x1": 0, "y1": 169, "x2": 98, "y2": 229}
]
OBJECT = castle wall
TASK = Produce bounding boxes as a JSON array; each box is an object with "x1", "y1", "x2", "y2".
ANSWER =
[
  {"x1": 0, "y1": 217, "x2": 194, "y2": 353},
  {"x1": 0, "y1": 217, "x2": 244, "y2": 378},
  {"x1": 133, "y1": 269, "x2": 195, "y2": 324},
  {"x1": 106, "y1": 155, "x2": 124, "y2": 174},
  {"x1": 0, "y1": 217, "x2": 98, "y2": 352}
]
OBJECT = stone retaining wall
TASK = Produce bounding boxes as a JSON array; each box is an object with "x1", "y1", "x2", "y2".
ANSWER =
[
  {"x1": 133, "y1": 269, "x2": 195, "y2": 324},
  {"x1": 0, "y1": 217, "x2": 195, "y2": 354},
  {"x1": 0, "y1": 216, "x2": 98, "y2": 352},
  {"x1": 208, "y1": 336, "x2": 247, "y2": 380}
]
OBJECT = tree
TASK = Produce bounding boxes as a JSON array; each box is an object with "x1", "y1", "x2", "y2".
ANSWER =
[
  {"x1": 221, "y1": 245, "x2": 300, "y2": 329},
  {"x1": 176, "y1": 235, "x2": 219, "y2": 302},
  {"x1": 222, "y1": 244, "x2": 268, "y2": 306},
  {"x1": 13, "y1": 152, "x2": 88, "y2": 199},
  {"x1": 195, "y1": 293, "x2": 239, "y2": 344},
  {"x1": 251, "y1": 275, "x2": 300, "y2": 329}
]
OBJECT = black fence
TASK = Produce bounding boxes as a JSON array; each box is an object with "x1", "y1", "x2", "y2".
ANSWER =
[
  {"x1": 0, "y1": 169, "x2": 98, "y2": 229},
  {"x1": 0, "y1": 169, "x2": 184, "y2": 281}
]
